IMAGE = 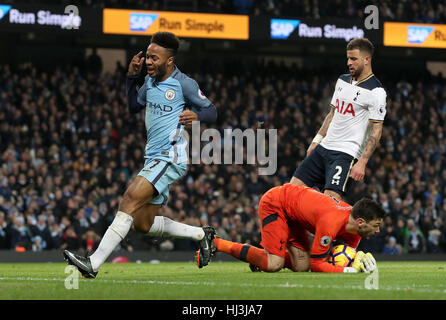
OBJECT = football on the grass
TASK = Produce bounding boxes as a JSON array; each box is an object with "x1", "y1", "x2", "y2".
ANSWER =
[{"x1": 328, "y1": 245, "x2": 356, "y2": 267}]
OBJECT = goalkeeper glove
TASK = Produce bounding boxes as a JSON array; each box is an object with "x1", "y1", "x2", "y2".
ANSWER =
[
  {"x1": 343, "y1": 251, "x2": 365, "y2": 273},
  {"x1": 360, "y1": 252, "x2": 377, "y2": 273}
]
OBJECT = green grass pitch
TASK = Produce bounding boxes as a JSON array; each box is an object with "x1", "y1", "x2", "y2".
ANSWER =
[{"x1": 0, "y1": 261, "x2": 445, "y2": 300}]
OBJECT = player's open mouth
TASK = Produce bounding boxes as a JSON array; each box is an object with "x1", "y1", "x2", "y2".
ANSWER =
[{"x1": 147, "y1": 69, "x2": 155, "y2": 75}]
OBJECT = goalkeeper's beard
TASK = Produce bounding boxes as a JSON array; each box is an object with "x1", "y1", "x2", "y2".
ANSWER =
[{"x1": 358, "y1": 226, "x2": 373, "y2": 239}]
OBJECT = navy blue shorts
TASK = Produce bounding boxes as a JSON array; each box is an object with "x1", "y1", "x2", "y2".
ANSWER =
[{"x1": 293, "y1": 145, "x2": 357, "y2": 196}]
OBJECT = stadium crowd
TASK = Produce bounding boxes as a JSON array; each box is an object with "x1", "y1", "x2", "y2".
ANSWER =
[
  {"x1": 0, "y1": 55, "x2": 445, "y2": 256},
  {"x1": 6, "y1": 0, "x2": 446, "y2": 23}
]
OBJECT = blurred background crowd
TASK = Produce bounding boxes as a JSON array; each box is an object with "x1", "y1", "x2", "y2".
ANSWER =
[
  {"x1": 5, "y1": 0, "x2": 446, "y2": 23},
  {"x1": 1, "y1": 51, "x2": 445, "y2": 256}
]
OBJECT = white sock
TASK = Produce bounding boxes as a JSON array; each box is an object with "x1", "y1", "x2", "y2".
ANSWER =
[
  {"x1": 89, "y1": 211, "x2": 133, "y2": 272},
  {"x1": 148, "y1": 216, "x2": 204, "y2": 241}
]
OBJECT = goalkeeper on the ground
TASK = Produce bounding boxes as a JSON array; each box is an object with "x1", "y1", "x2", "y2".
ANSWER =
[{"x1": 202, "y1": 184, "x2": 383, "y2": 273}]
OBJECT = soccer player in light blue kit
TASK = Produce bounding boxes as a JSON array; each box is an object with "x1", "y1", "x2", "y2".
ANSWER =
[{"x1": 64, "y1": 32, "x2": 217, "y2": 278}]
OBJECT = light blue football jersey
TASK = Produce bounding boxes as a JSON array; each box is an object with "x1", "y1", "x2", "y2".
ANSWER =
[{"x1": 137, "y1": 66, "x2": 212, "y2": 164}]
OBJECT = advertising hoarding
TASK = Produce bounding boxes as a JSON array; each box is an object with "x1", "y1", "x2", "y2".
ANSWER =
[{"x1": 103, "y1": 9, "x2": 249, "y2": 40}]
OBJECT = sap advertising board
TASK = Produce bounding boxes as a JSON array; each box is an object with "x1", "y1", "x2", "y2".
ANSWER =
[
  {"x1": 129, "y1": 13, "x2": 159, "y2": 32},
  {"x1": 384, "y1": 22, "x2": 446, "y2": 48},
  {"x1": 270, "y1": 18, "x2": 365, "y2": 42},
  {"x1": 103, "y1": 9, "x2": 249, "y2": 40}
]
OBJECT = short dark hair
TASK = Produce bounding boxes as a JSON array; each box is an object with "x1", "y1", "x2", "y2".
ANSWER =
[
  {"x1": 351, "y1": 198, "x2": 386, "y2": 222},
  {"x1": 150, "y1": 32, "x2": 180, "y2": 56},
  {"x1": 346, "y1": 38, "x2": 374, "y2": 57}
]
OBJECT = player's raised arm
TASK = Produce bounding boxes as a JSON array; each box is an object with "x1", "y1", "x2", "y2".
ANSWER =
[
  {"x1": 126, "y1": 51, "x2": 146, "y2": 114},
  {"x1": 128, "y1": 50, "x2": 145, "y2": 76}
]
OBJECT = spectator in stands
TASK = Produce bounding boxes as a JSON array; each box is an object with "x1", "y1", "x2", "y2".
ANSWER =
[
  {"x1": 81, "y1": 229, "x2": 101, "y2": 255},
  {"x1": 73, "y1": 209, "x2": 90, "y2": 236},
  {"x1": 88, "y1": 208, "x2": 105, "y2": 235},
  {"x1": 0, "y1": 212, "x2": 8, "y2": 249},
  {"x1": 383, "y1": 236, "x2": 401, "y2": 255},
  {"x1": 49, "y1": 222, "x2": 63, "y2": 250},
  {"x1": 30, "y1": 215, "x2": 51, "y2": 249},
  {"x1": 404, "y1": 222, "x2": 426, "y2": 253},
  {"x1": 31, "y1": 235, "x2": 46, "y2": 252},
  {"x1": 61, "y1": 226, "x2": 81, "y2": 251},
  {"x1": 59, "y1": 216, "x2": 71, "y2": 232},
  {"x1": 10, "y1": 216, "x2": 32, "y2": 250},
  {"x1": 394, "y1": 217, "x2": 407, "y2": 246},
  {"x1": 212, "y1": 217, "x2": 229, "y2": 240},
  {"x1": 426, "y1": 229, "x2": 443, "y2": 253}
]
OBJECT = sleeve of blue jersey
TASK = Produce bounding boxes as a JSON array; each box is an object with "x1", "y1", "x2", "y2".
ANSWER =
[
  {"x1": 196, "y1": 103, "x2": 217, "y2": 122},
  {"x1": 126, "y1": 75, "x2": 146, "y2": 113},
  {"x1": 180, "y1": 77, "x2": 217, "y2": 122},
  {"x1": 137, "y1": 82, "x2": 147, "y2": 106}
]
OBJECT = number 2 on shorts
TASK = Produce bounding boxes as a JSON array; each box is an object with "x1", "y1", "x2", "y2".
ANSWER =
[{"x1": 331, "y1": 165, "x2": 342, "y2": 186}]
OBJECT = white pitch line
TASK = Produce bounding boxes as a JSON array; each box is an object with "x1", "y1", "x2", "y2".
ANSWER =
[{"x1": 1, "y1": 277, "x2": 446, "y2": 295}]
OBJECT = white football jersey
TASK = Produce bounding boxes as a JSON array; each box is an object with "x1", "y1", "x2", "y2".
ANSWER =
[{"x1": 320, "y1": 73, "x2": 387, "y2": 159}]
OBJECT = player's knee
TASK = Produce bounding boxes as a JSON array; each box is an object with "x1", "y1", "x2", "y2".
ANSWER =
[
  {"x1": 121, "y1": 188, "x2": 139, "y2": 206},
  {"x1": 290, "y1": 260, "x2": 310, "y2": 272},
  {"x1": 120, "y1": 179, "x2": 155, "y2": 214},
  {"x1": 288, "y1": 247, "x2": 310, "y2": 272},
  {"x1": 267, "y1": 264, "x2": 283, "y2": 273},
  {"x1": 120, "y1": 191, "x2": 146, "y2": 216}
]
